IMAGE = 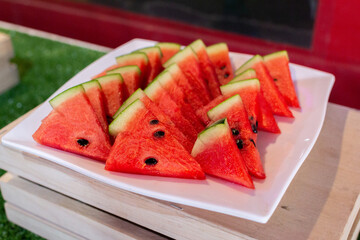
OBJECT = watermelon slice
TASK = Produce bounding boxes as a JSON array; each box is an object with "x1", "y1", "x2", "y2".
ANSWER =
[
  {"x1": 263, "y1": 51, "x2": 300, "y2": 108},
  {"x1": 33, "y1": 85, "x2": 111, "y2": 161},
  {"x1": 189, "y1": 39, "x2": 221, "y2": 98},
  {"x1": 206, "y1": 43, "x2": 234, "y2": 85},
  {"x1": 144, "y1": 79, "x2": 199, "y2": 143},
  {"x1": 191, "y1": 119, "x2": 254, "y2": 188},
  {"x1": 230, "y1": 68, "x2": 257, "y2": 83},
  {"x1": 164, "y1": 46, "x2": 211, "y2": 104},
  {"x1": 113, "y1": 89, "x2": 194, "y2": 152},
  {"x1": 116, "y1": 52, "x2": 149, "y2": 88},
  {"x1": 81, "y1": 80, "x2": 108, "y2": 134},
  {"x1": 156, "y1": 42, "x2": 181, "y2": 64},
  {"x1": 106, "y1": 99, "x2": 205, "y2": 179},
  {"x1": 135, "y1": 46, "x2": 163, "y2": 87},
  {"x1": 195, "y1": 95, "x2": 226, "y2": 125},
  {"x1": 236, "y1": 55, "x2": 293, "y2": 117},
  {"x1": 95, "y1": 74, "x2": 125, "y2": 118},
  {"x1": 107, "y1": 65, "x2": 141, "y2": 96},
  {"x1": 166, "y1": 63, "x2": 205, "y2": 110},
  {"x1": 207, "y1": 95, "x2": 265, "y2": 178},
  {"x1": 156, "y1": 70, "x2": 204, "y2": 132},
  {"x1": 221, "y1": 78, "x2": 280, "y2": 133}
]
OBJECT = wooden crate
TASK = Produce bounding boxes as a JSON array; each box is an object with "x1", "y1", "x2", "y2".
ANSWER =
[
  {"x1": 0, "y1": 103, "x2": 359, "y2": 240},
  {"x1": 0, "y1": 32, "x2": 18, "y2": 94}
]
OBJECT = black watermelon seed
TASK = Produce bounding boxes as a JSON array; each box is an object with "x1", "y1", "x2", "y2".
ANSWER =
[
  {"x1": 236, "y1": 139, "x2": 244, "y2": 149},
  {"x1": 77, "y1": 139, "x2": 89, "y2": 147},
  {"x1": 249, "y1": 116, "x2": 254, "y2": 121},
  {"x1": 153, "y1": 130, "x2": 165, "y2": 138},
  {"x1": 220, "y1": 65, "x2": 226, "y2": 70},
  {"x1": 232, "y1": 128, "x2": 239, "y2": 136},
  {"x1": 145, "y1": 157, "x2": 158, "y2": 166},
  {"x1": 251, "y1": 123, "x2": 258, "y2": 133},
  {"x1": 150, "y1": 119, "x2": 159, "y2": 125},
  {"x1": 224, "y1": 73, "x2": 230, "y2": 78},
  {"x1": 250, "y1": 139, "x2": 256, "y2": 147},
  {"x1": 274, "y1": 78, "x2": 278, "y2": 82}
]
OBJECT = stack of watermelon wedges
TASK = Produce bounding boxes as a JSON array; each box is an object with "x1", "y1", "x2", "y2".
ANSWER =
[{"x1": 33, "y1": 40, "x2": 300, "y2": 189}]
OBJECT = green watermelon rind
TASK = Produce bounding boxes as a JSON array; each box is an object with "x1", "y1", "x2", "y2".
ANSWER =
[
  {"x1": 143, "y1": 78, "x2": 163, "y2": 100},
  {"x1": 113, "y1": 88, "x2": 145, "y2": 118},
  {"x1": 191, "y1": 119, "x2": 229, "y2": 157},
  {"x1": 116, "y1": 52, "x2": 149, "y2": 65},
  {"x1": 263, "y1": 50, "x2": 289, "y2": 62},
  {"x1": 235, "y1": 55, "x2": 263, "y2": 75},
  {"x1": 206, "y1": 43, "x2": 229, "y2": 56},
  {"x1": 155, "y1": 42, "x2": 181, "y2": 51},
  {"x1": 109, "y1": 98, "x2": 144, "y2": 137},
  {"x1": 49, "y1": 85, "x2": 84, "y2": 109},
  {"x1": 153, "y1": 69, "x2": 173, "y2": 89},
  {"x1": 220, "y1": 78, "x2": 260, "y2": 95},
  {"x1": 207, "y1": 94, "x2": 243, "y2": 121},
  {"x1": 94, "y1": 73, "x2": 124, "y2": 84},
  {"x1": 189, "y1": 39, "x2": 206, "y2": 53},
  {"x1": 135, "y1": 46, "x2": 163, "y2": 58},
  {"x1": 230, "y1": 69, "x2": 257, "y2": 83},
  {"x1": 107, "y1": 65, "x2": 142, "y2": 76},
  {"x1": 163, "y1": 46, "x2": 199, "y2": 68},
  {"x1": 81, "y1": 79, "x2": 101, "y2": 91}
]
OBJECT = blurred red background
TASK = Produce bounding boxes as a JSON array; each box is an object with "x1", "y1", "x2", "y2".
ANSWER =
[{"x1": 0, "y1": 0, "x2": 359, "y2": 109}]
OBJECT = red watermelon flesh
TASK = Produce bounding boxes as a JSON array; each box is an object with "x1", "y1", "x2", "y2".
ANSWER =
[
  {"x1": 207, "y1": 95, "x2": 265, "y2": 179},
  {"x1": 236, "y1": 55, "x2": 293, "y2": 118},
  {"x1": 221, "y1": 78, "x2": 280, "y2": 134},
  {"x1": 36, "y1": 85, "x2": 112, "y2": 161},
  {"x1": 229, "y1": 72, "x2": 281, "y2": 133},
  {"x1": 190, "y1": 39, "x2": 221, "y2": 98},
  {"x1": 116, "y1": 52, "x2": 149, "y2": 88},
  {"x1": 136, "y1": 46, "x2": 163, "y2": 87},
  {"x1": 156, "y1": 70, "x2": 204, "y2": 132},
  {"x1": 166, "y1": 63, "x2": 205, "y2": 110},
  {"x1": 113, "y1": 89, "x2": 194, "y2": 152},
  {"x1": 156, "y1": 42, "x2": 181, "y2": 64},
  {"x1": 195, "y1": 95, "x2": 226, "y2": 125},
  {"x1": 163, "y1": 46, "x2": 211, "y2": 105},
  {"x1": 206, "y1": 43, "x2": 234, "y2": 85},
  {"x1": 81, "y1": 80, "x2": 108, "y2": 134},
  {"x1": 263, "y1": 51, "x2": 300, "y2": 108},
  {"x1": 106, "y1": 99, "x2": 205, "y2": 179},
  {"x1": 107, "y1": 65, "x2": 141, "y2": 95},
  {"x1": 144, "y1": 80, "x2": 199, "y2": 143},
  {"x1": 191, "y1": 119, "x2": 254, "y2": 188},
  {"x1": 95, "y1": 74, "x2": 126, "y2": 118}
]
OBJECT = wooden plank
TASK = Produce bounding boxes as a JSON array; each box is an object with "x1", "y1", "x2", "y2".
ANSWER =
[
  {"x1": 0, "y1": 32, "x2": 13, "y2": 61},
  {"x1": 0, "y1": 103, "x2": 359, "y2": 240},
  {"x1": 0, "y1": 173, "x2": 167, "y2": 240},
  {"x1": 5, "y1": 203, "x2": 82, "y2": 240}
]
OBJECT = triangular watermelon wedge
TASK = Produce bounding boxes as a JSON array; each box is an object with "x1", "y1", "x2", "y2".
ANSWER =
[
  {"x1": 221, "y1": 78, "x2": 280, "y2": 133},
  {"x1": 135, "y1": 46, "x2": 163, "y2": 87},
  {"x1": 236, "y1": 55, "x2": 293, "y2": 117},
  {"x1": 263, "y1": 51, "x2": 301, "y2": 108},
  {"x1": 94, "y1": 73, "x2": 126, "y2": 118},
  {"x1": 191, "y1": 119, "x2": 254, "y2": 188},
  {"x1": 166, "y1": 63, "x2": 205, "y2": 110},
  {"x1": 33, "y1": 85, "x2": 112, "y2": 161},
  {"x1": 113, "y1": 89, "x2": 193, "y2": 152},
  {"x1": 195, "y1": 95, "x2": 226, "y2": 125},
  {"x1": 144, "y1": 79, "x2": 199, "y2": 143},
  {"x1": 164, "y1": 46, "x2": 211, "y2": 104},
  {"x1": 190, "y1": 39, "x2": 221, "y2": 98},
  {"x1": 156, "y1": 42, "x2": 181, "y2": 64},
  {"x1": 106, "y1": 99, "x2": 205, "y2": 179},
  {"x1": 156, "y1": 70, "x2": 204, "y2": 132},
  {"x1": 207, "y1": 43, "x2": 234, "y2": 85},
  {"x1": 207, "y1": 95, "x2": 265, "y2": 179},
  {"x1": 81, "y1": 80, "x2": 108, "y2": 134},
  {"x1": 107, "y1": 65, "x2": 142, "y2": 96},
  {"x1": 116, "y1": 52, "x2": 149, "y2": 88}
]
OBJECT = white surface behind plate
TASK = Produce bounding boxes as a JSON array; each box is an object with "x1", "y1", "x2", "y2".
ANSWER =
[{"x1": 1, "y1": 39, "x2": 334, "y2": 223}]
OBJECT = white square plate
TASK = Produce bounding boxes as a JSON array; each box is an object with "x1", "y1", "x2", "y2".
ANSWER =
[{"x1": 1, "y1": 39, "x2": 334, "y2": 223}]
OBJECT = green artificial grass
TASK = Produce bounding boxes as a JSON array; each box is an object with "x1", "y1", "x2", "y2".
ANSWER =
[{"x1": 0, "y1": 28, "x2": 105, "y2": 238}]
